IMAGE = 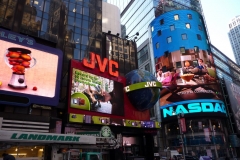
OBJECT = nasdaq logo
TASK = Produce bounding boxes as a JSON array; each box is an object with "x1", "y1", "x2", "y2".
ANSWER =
[{"x1": 162, "y1": 102, "x2": 227, "y2": 118}]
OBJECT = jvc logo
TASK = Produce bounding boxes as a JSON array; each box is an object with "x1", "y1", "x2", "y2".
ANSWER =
[{"x1": 145, "y1": 82, "x2": 156, "y2": 87}]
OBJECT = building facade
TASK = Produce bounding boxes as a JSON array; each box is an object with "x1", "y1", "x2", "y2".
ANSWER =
[
  {"x1": 0, "y1": 0, "x2": 161, "y2": 160},
  {"x1": 228, "y1": 15, "x2": 240, "y2": 65}
]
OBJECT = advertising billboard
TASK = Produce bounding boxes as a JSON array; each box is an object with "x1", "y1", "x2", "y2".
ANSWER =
[
  {"x1": 0, "y1": 29, "x2": 62, "y2": 106},
  {"x1": 156, "y1": 49, "x2": 226, "y2": 121},
  {"x1": 225, "y1": 80, "x2": 240, "y2": 133},
  {"x1": 70, "y1": 68, "x2": 124, "y2": 116}
]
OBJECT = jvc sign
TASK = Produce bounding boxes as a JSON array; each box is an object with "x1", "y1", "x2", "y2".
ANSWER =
[{"x1": 162, "y1": 101, "x2": 227, "y2": 118}]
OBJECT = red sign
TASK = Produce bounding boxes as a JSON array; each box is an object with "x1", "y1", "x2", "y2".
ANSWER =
[
  {"x1": 83, "y1": 52, "x2": 119, "y2": 77},
  {"x1": 180, "y1": 118, "x2": 186, "y2": 133}
]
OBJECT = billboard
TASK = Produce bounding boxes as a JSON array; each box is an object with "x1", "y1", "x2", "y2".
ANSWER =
[
  {"x1": 70, "y1": 68, "x2": 124, "y2": 116},
  {"x1": 225, "y1": 80, "x2": 240, "y2": 133},
  {"x1": 0, "y1": 29, "x2": 62, "y2": 106},
  {"x1": 156, "y1": 49, "x2": 226, "y2": 121}
]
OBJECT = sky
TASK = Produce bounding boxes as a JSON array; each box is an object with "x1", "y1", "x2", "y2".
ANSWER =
[{"x1": 201, "y1": 0, "x2": 240, "y2": 62}]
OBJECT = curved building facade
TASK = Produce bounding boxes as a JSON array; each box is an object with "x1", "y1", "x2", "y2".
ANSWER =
[{"x1": 149, "y1": 10, "x2": 229, "y2": 158}]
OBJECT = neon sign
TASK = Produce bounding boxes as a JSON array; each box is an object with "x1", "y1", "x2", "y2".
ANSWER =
[{"x1": 162, "y1": 102, "x2": 227, "y2": 118}]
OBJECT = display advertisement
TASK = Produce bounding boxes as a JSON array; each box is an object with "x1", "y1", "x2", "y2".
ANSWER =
[
  {"x1": 155, "y1": 49, "x2": 225, "y2": 120},
  {"x1": 161, "y1": 100, "x2": 227, "y2": 121},
  {"x1": 69, "y1": 113, "x2": 160, "y2": 129},
  {"x1": 225, "y1": 80, "x2": 240, "y2": 133},
  {"x1": 0, "y1": 29, "x2": 62, "y2": 106},
  {"x1": 70, "y1": 68, "x2": 124, "y2": 116}
]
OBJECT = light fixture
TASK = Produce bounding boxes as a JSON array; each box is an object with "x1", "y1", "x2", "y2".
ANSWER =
[
  {"x1": 136, "y1": 32, "x2": 139, "y2": 36},
  {"x1": 172, "y1": 110, "x2": 176, "y2": 115},
  {"x1": 39, "y1": 149, "x2": 43, "y2": 152},
  {"x1": 116, "y1": 33, "x2": 120, "y2": 37},
  {"x1": 189, "y1": 125, "x2": 191, "y2": 128},
  {"x1": 168, "y1": 129, "x2": 170, "y2": 131},
  {"x1": 15, "y1": 148, "x2": 18, "y2": 151},
  {"x1": 108, "y1": 31, "x2": 111, "y2": 34},
  {"x1": 34, "y1": 146, "x2": 36, "y2": 148},
  {"x1": 177, "y1": 127, "x2": 179, "y2": 129},
  {"x1": 31, "y1": 149, "x2": 33, "y2": 151}
]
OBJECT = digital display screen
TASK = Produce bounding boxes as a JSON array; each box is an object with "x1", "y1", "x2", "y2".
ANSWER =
[
  {"x1": 0, "y1": 29, "x2": 62, "y2": 106},
  {"x1": 154, "y1": 49, "x2": 225, "y2": 121},
  {"x1": 70, "y1": 68, "x2": 124, "y2": 116}
]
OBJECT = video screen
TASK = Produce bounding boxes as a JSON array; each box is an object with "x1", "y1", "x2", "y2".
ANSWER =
[
  {"x1": 155, "y1": 49, "x2": 224, "y2": 108},
  {"x1": 70, "y1": 68, "x2": 124, "y2": 116}
]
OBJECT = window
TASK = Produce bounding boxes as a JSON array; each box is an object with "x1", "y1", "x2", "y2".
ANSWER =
[
  {"x1": 156, "y1": 42, "x2": 160, "y2": 49},
  {"x1": 157, "y1": 30, "x2": 161, "y2": 36},
  {"x1": 187, "y1": 14, "x2": 192, "y2": 19},
  {"x1": 145, "y1": 63, "x2": 150, "y2": 71},
  {"x1": 199, "y1": 17, "x2": 202, "y2": 23},
  {"x1": 167, "y1": 37, "x2": 172, "y2": 43},
  {"x1": 186, "y1": 23, "x2": 191, "y2": 29},
  {"x1": 160, "y1": 19, "x2": 164, "y2": 25},
  {"x1": 182, "y1": 34, "x2": 187, "y2": 40},
  {"x1": 180, "y1": 47, "x2": 185, "y2": 54},
  {"x1": 151, "y1": 26, "x2": 154, "y2": 32},
  {"x1": 170, "y1": 25, "x2": 175, "y2": 31},
  {"x1": 198, "y1": 25, "x2": 202, "y2": 30},
  {"x1": 197, "y1": 34, "x2": 202, "y2": 40},
  {"x1": 174, "y1": 14, "x2": 179, "y2": 20}
]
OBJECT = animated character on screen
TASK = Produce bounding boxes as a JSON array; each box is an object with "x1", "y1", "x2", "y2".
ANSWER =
[{"x1": 4, "y1": 47, "x2": 36, "y2": 89}]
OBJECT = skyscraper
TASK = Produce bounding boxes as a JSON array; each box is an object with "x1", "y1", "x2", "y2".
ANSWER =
[{"x1": 228, "y1": 15, "x2": 240, "y2": 65}]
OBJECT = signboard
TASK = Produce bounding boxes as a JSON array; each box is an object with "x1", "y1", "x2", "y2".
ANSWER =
[
  {"x1": 69, "y1": 113, "x2": 161, "y2": 129},
  {"x1": 180, "y1": 118, "x2": 186, "y2": 133},
  {"x1": 161, "y1": 100, "x2": 227, "y2": 121},
  {"x1": 0, "y1": 28, "x2": 62, "y2": 106},
  {"x1": 0, "y1": 130, "x2": 96, "y2": 144},
  {"x1": 225, "y1": 80, "x2": 240, "y2": 133},
  {"x1": 70, "y1": 68, "x2": 124, "y2": 116}
]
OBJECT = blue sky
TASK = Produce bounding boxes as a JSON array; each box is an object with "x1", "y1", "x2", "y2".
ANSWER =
[{"x1": 201, "y1": 0, "x2": 240, "y2": 62}]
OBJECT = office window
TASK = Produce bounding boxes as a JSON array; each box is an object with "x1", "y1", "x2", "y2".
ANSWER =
[
  {"x1": 157, "y1": 30, "x2": 161, "y2": 36},
  {"x1": 199, "y1": 17, "x2": 202, "y2": 23},
  {"x1": 145, "y1": 63, "x2": 150, "y2": 72},
  {"x1": 187, "y1": 14, "x2": 192, "y2": 19},
  {"x1": 170, "y1": 25, "x2": 175, "y2": 31},
  {"x1": 160, "y1": 19, "x2": 164, "y2": 25},
  {"x1": 167, "y1": 37, "x2": 172, "y2": 43},
  {"x1": 197, "y1": 34, "x2": 202, "y2": 40},
  {"x1": 182, "y1": 34, "x2": 187, "y2": 40},
  {"x1": 198, "y1": 25, "x2": 202, "y2": 30},
  {"x1": 174, "y1": 14, "x2": 179, "y2": 20},
  {"x1": 151, "y1": 26, "x2": 154, "y2": 32},
  {"x1": 186, "y1": 23, "x2": 191, "y2": 29},
  {"x1": 156, "y1": 42, "x2": 160, "y2": 49},
  {"x1": 180, "y1": 47, "x2": 185, "y2": 54}
]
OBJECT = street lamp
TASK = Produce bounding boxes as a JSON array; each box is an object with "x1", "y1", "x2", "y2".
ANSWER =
[{"x1": 172, "y1": 110, "x2": 186, "y2": 160}]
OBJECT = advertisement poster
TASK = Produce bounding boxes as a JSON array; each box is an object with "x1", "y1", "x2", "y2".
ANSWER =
[
  {"x1": 155, "y1": 49, "x2": 223, "y2": 111},
  {"x1": 0, "y1": 40, "x2": 58, "y2": 97},
  {"x1": 225, "y1": 80, "x2": 240, "y2": 133},
  {"x1": 70, "y1": 68, "x2": 124, "y2": 116}
]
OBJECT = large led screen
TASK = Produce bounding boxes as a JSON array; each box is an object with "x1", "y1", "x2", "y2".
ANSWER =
[
  {"x1": 225, "y1": 80, "x2": 240, "y2": 133},
  {"x1": 0, "y1": 29, "x2": 62, "y2": 106},
  {"x1": 155, "y1": 49, "x2": 226, "y2": 121},
  {"x1": 70, "y1": 68, "x2": 124, "y2": 116}
]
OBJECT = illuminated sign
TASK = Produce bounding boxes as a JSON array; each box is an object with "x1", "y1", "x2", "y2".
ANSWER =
[
  {"x1": 70, "y1": 68, "x2": 124, "y2": 116},
  {"x1": 162, "y1": 101, "x2": 227, "y2": 118},
  {"x1": 124, "y1": 81, "x2": 162, "y2": 93},
  {"x1": 83, "y1": 52, "x2": 119, "y2": 77},
  {"x1": 0, "y1": 28, "x2": 62, "y2": 106}
]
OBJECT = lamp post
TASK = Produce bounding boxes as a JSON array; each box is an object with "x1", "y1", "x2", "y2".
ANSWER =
[{"x1": 173, "y1": 110, "x2": 186, "y2": 160}]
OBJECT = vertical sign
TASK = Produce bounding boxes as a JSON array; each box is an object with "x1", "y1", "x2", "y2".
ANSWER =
[{"x1": 180, "y1": 118, "x2": 186, "y2": 133}]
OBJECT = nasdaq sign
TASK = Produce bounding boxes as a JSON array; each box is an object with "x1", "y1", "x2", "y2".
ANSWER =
[{"x1": 162, "y1": 101, "x2": 227, "y2": 118}]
